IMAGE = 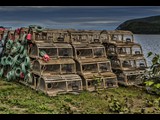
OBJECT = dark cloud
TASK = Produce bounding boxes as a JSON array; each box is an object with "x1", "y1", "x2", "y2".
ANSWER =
[{"x1": 0, "y1": 6, "x2": 159, "y2": 30}]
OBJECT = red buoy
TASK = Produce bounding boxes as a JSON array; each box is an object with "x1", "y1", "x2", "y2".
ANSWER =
[
  {"x1": 16, "y1": 28, "x2": 20, "y2": 35},
  {"x1": 43, "y1": 54, "x2": 50, "y2": 62},
  {"x1": 27, "y1": 34, "x2": 32, "y2": 40},
  {"x1": 20, "y1": 72, "x2": 24, "y2": 79},
  {"x1": 0, "y1": 28, "x2": 5, "y2": 31}
]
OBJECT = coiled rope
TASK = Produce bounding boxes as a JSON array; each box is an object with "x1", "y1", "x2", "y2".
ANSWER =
[
  {"x1": 6, "y1": 55, "x2": 13, "y2": 66},
  {"x1": 1, "y1": 56, "x2": 7, "y2": 66},
  {"x1": 6, "y1": 39, "x2": 13, "y2": 50},
  {"x1": 0, "y1": 67, "x2": 4, "y2": 77},
  {"x1": 0, "y1": 26, "x2": 44, "y2": 82}
]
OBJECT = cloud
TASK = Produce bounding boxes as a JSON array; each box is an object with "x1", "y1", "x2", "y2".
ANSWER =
[
  {"x1": 0, "y1": 6, "x2": 63, "y2": 11},
  {"x1": 0, "y1": 6, "x2": 158, "y2": 30},
  {"x1": 37, "y1": 19, "x2": 120, "y2": 25},
  {"x1": 0, "y1": 19, "x2": 119, "y2": 30},
  {"x1": 0, "y1": 20, "x2": 31, "y2": 24},
  {"x1": 0, "y1": 6, "x2": 143, "y2": 11},
  {"x1": 146, "y1": 8, "x2": 160, "y2": 13},
  {"x1": 83, "y1": 20, "x2": 119, "y2": 24}
]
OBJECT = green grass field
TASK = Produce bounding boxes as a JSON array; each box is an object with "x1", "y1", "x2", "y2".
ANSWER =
[{"x1": 0, "y1": 79, "x2": 160, "y2": 114}]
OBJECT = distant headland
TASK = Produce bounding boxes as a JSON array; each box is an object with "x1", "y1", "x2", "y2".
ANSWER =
[{"x1": 116, "y1": 15, "x2": 160, "y2": 34}]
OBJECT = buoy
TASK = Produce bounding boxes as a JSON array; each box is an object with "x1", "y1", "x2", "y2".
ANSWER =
[
  {"x1": 27, "y1": 34, "x2": 32, "y2": 40},
  {"x1": 0, "y1": 28, "x2": 5, "y2": 31},
  {"x1": 29, "y1": 44, "x2": 33, "y2": 47},
  {"x1": 20, "y1": 72, "x2": 24, "y2": 79},
  {"x1": 16, "y1": 28, "x2": 20, "y2": 35},
  {"x1": 43, "y1": 54, "x2": 50, "y2": 61},
  {"x1": 42, "y1": 55, "x2": 50, "y2": 62}
]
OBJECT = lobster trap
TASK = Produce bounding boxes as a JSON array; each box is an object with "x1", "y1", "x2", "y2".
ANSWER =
[
  {"x1": 37, "y1": 74, "x2": 83, "y2": 96},
  {"x1": 29, "y1": 42, "x2": 73, "y2": 59},
  {"x1": 75, "y1": 58, "x2": 118, "y2": 91},
  {"x1": 72, "y1": 44, "x2": 106, "y2": 59},
  {"x1": 31, "y1": 59, "x2": 83, "y2": 95}
]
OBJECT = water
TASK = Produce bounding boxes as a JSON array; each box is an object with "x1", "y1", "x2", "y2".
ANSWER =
[{"x1": 134, "y1": 34, "x2": 160, "y2": 67}]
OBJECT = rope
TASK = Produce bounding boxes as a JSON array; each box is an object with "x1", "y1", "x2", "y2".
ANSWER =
[
  {"x1": 1, "y1": 56, "x2": 7, "y2": 66},
  {"x1": 12, "y1": 54, "x2": 22, "y2": 66},
  {"x1": 6, "y1": 70, "x2": 15, "y2": 81},
  {"x1": 21, "y1": 33, "x2": 27, "y2": 44},
  {"x1": 20, "y1": 49, "x2": 27, "y2": 58},
  {"x1": 10, "y1": 42, "x2": 21, "y2": 55},
  {"x1": 29, "y1": 25, "x2": 36, "y2": 28},
  {"x1": 39, "y1": 50, "x2": 46, "y2": 57},
  {"x1": 21, "y1": 62, "x2": 27, "y2": 74},
  {"x1": 6, "y1": 56, "x2": 13, "y2": 66},
  {"x1": 24, "y1": 56, "x2": 30, "y2": 68},
  {"x1": 11, "y1": 46, "x2": 19, "y2": 55},
  {"x1": 19, "y1": 45, "x2": 24, "y2": 53},
  {"x1": 15, "y1": 67, "x2": 21, "y2": 77},
  {"x1": 6, "y1": 39, "x2": 13, "y2": 49},
  {"x1": 0, "y1": 67, "x2": 4, "y2": 77},
  {"x1": 0, "y1": 39, "x2": 5, "y2": 47},
  {"x1": 2, "y1": 34, "x2": 7, "y2": 41},
  {"x1": 24, "y1": 72, "x2": 32, "y2": 83},
  {"x1": 0, "y1": 27, "x2": 31, "y2": 83},
  {"x1": 14, "y1": 42, "x2": 21, "y2": 50},
  {"x1": 35, "y1": 26, "x2": 43, "y2": 32}
]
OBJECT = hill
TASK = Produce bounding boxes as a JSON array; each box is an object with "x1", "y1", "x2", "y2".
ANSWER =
[{"x1": 116, "y1": 15, "x2": 160, "y2": 34}]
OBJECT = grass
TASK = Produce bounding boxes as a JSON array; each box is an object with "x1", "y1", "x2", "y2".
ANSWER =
[{"x1": 0, "y1": 79, "x2": 160, "y2": 114}]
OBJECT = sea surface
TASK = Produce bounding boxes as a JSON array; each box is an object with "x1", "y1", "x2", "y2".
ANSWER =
[{"x1": 134, "y1": 34, "x2": 160, "y2": 67}]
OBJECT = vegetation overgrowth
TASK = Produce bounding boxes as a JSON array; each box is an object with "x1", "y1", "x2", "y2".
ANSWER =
[{"x1": 0, "y1": 79, "x2": 159, "y2": 114}]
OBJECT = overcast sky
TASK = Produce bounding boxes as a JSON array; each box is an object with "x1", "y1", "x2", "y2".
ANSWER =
[{"x1": 0, "y1": 6, "x2": 160, "y2": 30}]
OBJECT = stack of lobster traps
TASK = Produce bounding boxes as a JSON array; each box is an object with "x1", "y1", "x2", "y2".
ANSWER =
[
  {"x1": 26, "y1": 28, "x2": 83, "y2": 96},
  {"x1": 27, "y1": 28, "x2": 118, "y2": 95},
  {"x1": 67, "y1": 29, "x2": 118, "y2": 91},
  {"x1": 100, "y1": 30, "x2": 147, "y2": 86},
  {"x1": 0, "y1": 25, "x2": 147, "y2": 96}
]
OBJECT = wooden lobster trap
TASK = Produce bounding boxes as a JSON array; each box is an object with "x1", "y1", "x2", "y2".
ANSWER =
[
  {"x1": 100, "y1": 30, "x2": 134, "y2": 44},
  {"x1": 72, "y1": 44, "x2": 106, "y2": 59},
  {"x1": 68, "y1": 29, "x2": 101, "y2": 44},
  {"x1": 111, "y1": 57, "x2": 147, "y2": 86},
  {"x1": 75, "y1": 58, "x2": 118, "y2": 91},
  {"x1": 104, "y1": 43, "x2": 144, "y2": 58},
  {"x1": 29, "y1": 42, "x2": 73, "y2": 59},
  {"x1": 30, "y1": 59, "x2": 82, "y2": 96}
]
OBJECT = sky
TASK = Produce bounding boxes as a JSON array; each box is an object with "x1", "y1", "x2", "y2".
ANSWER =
[{"x1": 0, "y1": 6, "x2": 160, "y2": 30}]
